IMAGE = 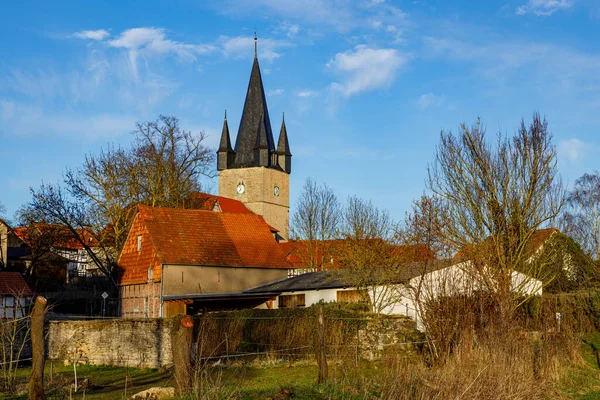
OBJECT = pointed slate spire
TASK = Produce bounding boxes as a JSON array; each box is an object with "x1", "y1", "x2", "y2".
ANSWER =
[
  {"x1": 233, "y1": 52, "x2": 276, "y2": 168},
  {"x1": 277, "y1": 112, "x2": 292, "y2": 174},
  {"x1": 254, "y1": 113, "x2": 271, "y2": 167},
  {"x1": 219, "y1": 110, "x2": 233, "y2": 152},
  {"x1": 217, "y1": 110, "x2": 235, "y2": 171}
]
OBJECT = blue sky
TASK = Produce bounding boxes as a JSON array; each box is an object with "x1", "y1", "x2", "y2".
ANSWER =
[{"x1": 1, "y1": 0, "x2": 599, "y2": 223}]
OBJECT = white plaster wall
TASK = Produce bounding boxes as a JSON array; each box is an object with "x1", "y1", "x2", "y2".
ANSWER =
[{"x1": 408, "y1": 261, "x2": 543, "y2": 300}]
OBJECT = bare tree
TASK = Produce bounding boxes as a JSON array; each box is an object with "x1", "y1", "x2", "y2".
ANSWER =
[
  {"x1": 396, "y1": 194, "x2": 453, "y2": 260},
  {"x1": 26, "y1": 115, "x2": 215, "y2": 283},
  {"x1": 560, "y1": 171, "x2": 600, "y2": 261},
  {"x1": 336, "y1": 197, "x2": 399, "y2": 314},
  {"x1": 290, "y1": 178, "x2": 341, "y2": 271},
  {"x1": 65, "y1": 115, "x2": 215, "y2": 251},
  {"x1": 427, "y1": 113, "x2": 564, "y2": 317}
]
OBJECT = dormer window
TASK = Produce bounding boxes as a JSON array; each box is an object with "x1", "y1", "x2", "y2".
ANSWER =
[{"x1": 137, "y1": 235, "x2": 142, "y2": 252}]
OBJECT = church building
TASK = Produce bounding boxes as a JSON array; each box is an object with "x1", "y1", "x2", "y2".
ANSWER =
[
  {"x1": 117, "y1": 39, "x2": 294, "y2": 318},
  {"x1": 217, "y1": 37, "x2": 291, "y2": 241}
]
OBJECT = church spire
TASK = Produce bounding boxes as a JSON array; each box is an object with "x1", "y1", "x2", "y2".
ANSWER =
[
  {"x1": 217, "y1": 110, "x2": 235, "y2": 171},
  {"x1": 277, "y1": 112, "x2": 292, "y2": 174},
  {"x1": 232, "y1": 41, "x2": 276, "y2": 168},
  {"x1": 254, "y1": 30, "x2": 257, "y2": 58}
]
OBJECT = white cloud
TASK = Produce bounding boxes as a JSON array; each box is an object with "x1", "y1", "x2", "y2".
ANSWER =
[
  {"x1": 326, "y1": 45, "x2": 407, "y2": 96},
  {"x1": 423, "y1": 36, "x2": 600, "y2": 91},
  {"x1": 0, "y1": 100, "x2": 16, "y2": 119},
  {"x1": 297, "y1": 90, "x2": 319, "y2": 97},
  {"x1": 417, "y1": 93, "x2": 445, "y2": 110},
  {"x1": 218, "y1": 0, "x2": 407, "y2": 34},
  {"x1": 108, "y1": 27, "x2": 216, "y2": 61},
  {"x1": 559, "y1": 138, "x2": 587, "y2": 163},
  {"x1": 219, "y1": 36, "x2": 291, "y2": 62},
  {"x1": 278, "y1": 21, "x2": 300, "y2": 38},
  {"x1": 516, "y1": 0, "x2": 574, "y2": 16},
  {"x1": 71, "y1": 29, "x2": 110, "y2": 41},
  {"x1": 267, "y1": 88, "x2": 284, "y2": 96}
]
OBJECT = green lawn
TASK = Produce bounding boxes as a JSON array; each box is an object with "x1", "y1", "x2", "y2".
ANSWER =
[
  {"x1": 4, "y1": 338, "x2": 600, "y2": 400},
  {"x1": 559, "y1": 333, "x2": 600, "y2": 400},
  {"x1": 1, "y1": 359, "x2": 386, "y2": 400}
]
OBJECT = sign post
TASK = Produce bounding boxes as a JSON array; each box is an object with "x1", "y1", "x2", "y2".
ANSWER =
[{"x1": 101, "y1": 292, "x2": 109, "y2": 317}]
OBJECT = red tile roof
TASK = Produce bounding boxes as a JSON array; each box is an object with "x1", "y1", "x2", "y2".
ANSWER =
[
  {"x1": 186, "y1": 192, "x2": 252, "y2": 214},
  {"x1": 12, "y1": 224, "x2": 99, "y2": 250},
  {"x1": 280, "y1": 240, "x2": 436, "y2": 269},
  {"x1": 120, "y1": 206, "x2": 290, "y2": 271},
  {"x1": 0, "y1": 272, "x2": 33, "y2": 296},
  {"x1": 454, "y1": 228, "x2": 560, "y2": 259}
]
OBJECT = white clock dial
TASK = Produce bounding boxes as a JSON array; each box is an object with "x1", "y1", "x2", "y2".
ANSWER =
[
  {"x1": 274, "y1": 186, "x2": 280, "y2": 196},
  {"x1": 236, "y1": 183, "x2": 245, "y2": 194}
]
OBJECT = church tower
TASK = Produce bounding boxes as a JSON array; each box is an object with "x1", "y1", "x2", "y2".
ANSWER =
[{"x1": 217, "y1": 36, "x2": 292, "y2": 241}]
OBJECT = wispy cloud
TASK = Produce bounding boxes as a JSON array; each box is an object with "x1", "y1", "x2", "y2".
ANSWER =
[
  {"x1": 71, "y1": 29, "x2": 111, "y2": 41},
  {"x1": 107, "y1": 28, "x2": 216, "y2": 80},
  {"x1": 417, "y1": 93, "x2": 445, "y2": 110},
  {"x1": 559, "y1": 138, "x2": 587, "y2": 163},
  {"x1": 277, "y1": 21, "x2": 300, "y2": 38},
  {"x1": 297, "y1": 89, "x2": 319, "y2": 97},
  {"x1": 423, "y1": 36, "x2": 600, "y2": 91},
  {"x1": 218, "y1": 0, "x2": 408, "y2": 35},
  {"x1": 69, "y1": 27, "x2": 217, "y2": 82},
  {"x1": 327, "y1": 45, "x2": 407, "y2": 96},
  {"x1": 219, "y1": 35, "x2": 291, "y2": 61},
  {"x1": 0, "y1": 100, "x2": 135, "y2": 140},
  {"x1": 516, "y1": 0, "x2": 574, "y2": 16},
  {"x1": 267, "y1": 88, "x2": 284, "y2": 96}
]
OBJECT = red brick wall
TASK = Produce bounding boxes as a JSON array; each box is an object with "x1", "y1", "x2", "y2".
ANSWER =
[{"x1": 119, "y1": 281, "x2": 161, "y2": 318}]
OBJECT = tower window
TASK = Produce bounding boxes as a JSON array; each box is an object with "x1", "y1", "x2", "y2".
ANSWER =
[{"x1": 137, "y1": 235, "x2": 142, "y2": 251}]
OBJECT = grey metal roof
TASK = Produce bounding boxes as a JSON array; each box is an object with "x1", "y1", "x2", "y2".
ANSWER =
[
  {"x1": 244, "y1": 270, "x2": 353, "y2": 293},
  {"x1": 244, "y1": 260, "x2": 462, "y2": 294}
]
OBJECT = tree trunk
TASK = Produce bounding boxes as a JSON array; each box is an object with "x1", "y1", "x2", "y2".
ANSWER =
[
  {"x1": 28, "y1": 296, "x2": 47, "y2": 400},
  {"x1": 171, "y1": 315, "x2": 193, "y2": 395}
]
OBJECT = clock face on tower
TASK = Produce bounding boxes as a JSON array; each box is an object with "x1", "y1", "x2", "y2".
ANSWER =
[
  {"x1": 274, "y1": 186, "x2": 280, "y2": 196},
  {"x1": 236, "y1": 183, "x2": 245, "y2": 194}
]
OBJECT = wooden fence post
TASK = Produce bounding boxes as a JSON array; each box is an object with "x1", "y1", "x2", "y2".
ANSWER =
[
  {"x1": 315, "y1": 303, "x2": 328, "y2": 384},
  {"x1": 171, "y1": 314, "x2": 193, "y2": 395},
  {"x1": 28, "y1": 296, "x2": 47, "y2": 400}
]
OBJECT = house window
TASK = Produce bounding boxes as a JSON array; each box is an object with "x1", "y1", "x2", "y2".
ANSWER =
[
  {"x1": 278, "y1": 294, "x2": 306, "y2": 308},
  {"x1": 137, "y1": 235, "x2": 142, "y2": 251},
  {"x1": 148, "y1": 267, "x2": 154, "y2": 282}
]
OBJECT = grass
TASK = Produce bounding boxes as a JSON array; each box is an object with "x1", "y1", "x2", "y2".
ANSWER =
[
  {"x1": 1, "y1": 358, "x2": 391, "y2": 400},
  {"x1": 560, "y1": 333, "x2": 600, "y2": 400},
  {"x1": 4, "y1": 336, "x2": 600, "y2": 400},
  {"x1": 1, "y1": 362, "x2": 172, "y2": 399}
]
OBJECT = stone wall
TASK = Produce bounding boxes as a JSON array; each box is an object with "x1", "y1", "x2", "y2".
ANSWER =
[{"x1": 47, "y1": 318, "x2": 173, "y2": 368}]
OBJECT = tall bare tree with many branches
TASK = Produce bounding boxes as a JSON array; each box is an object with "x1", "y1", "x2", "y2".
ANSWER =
[
  {"x1": 26, "y1": 115, "x2": 215, "y2": 284},
  {"x1": 290, "y1": 178, "x2": 342, "y2": 271},
  {"x1": 427, "y1": 113, "x2": 564, "y2": 317},
  {"x1": 560, "y1": 171, "x2": 600, "y2": 261}
]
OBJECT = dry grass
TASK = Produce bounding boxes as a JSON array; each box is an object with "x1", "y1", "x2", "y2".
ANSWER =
[{"x1": 376, "y1": 329, "x2": 580, "y2": 400}]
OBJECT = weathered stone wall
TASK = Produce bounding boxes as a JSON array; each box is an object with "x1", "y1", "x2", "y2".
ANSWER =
[{"x1": 47, "y1": 318, "x2": 173, "y2": 368}]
